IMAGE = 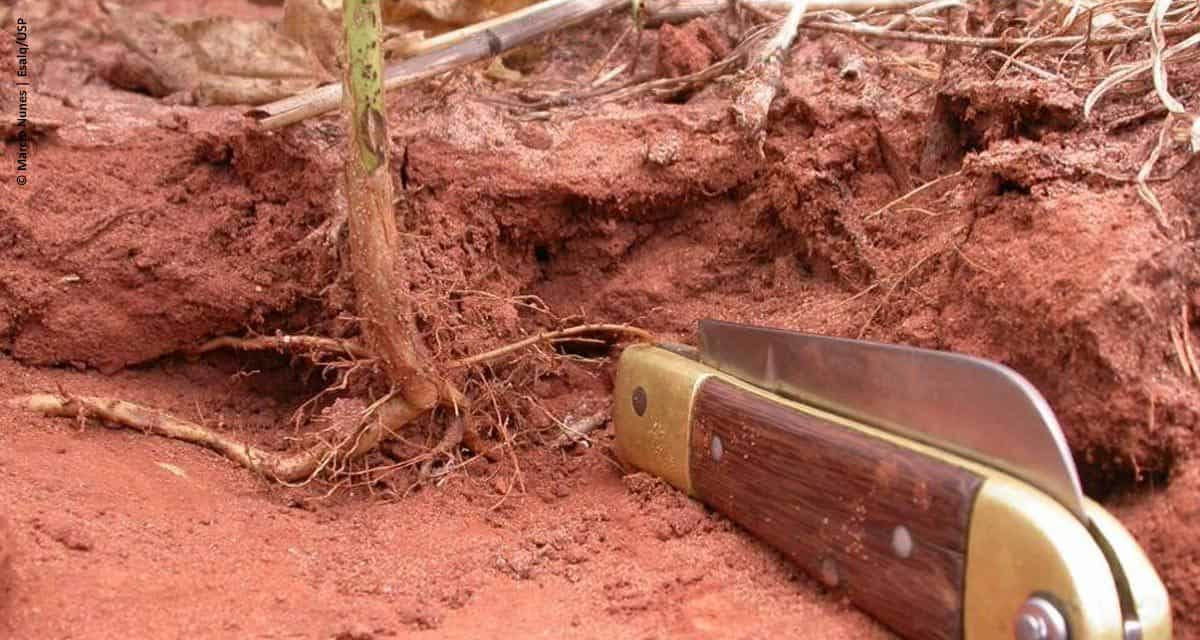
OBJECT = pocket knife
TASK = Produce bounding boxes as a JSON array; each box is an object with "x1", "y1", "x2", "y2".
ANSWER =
[{"x1": 612, "y1": 319, "x2": 1170, "y2": 640}]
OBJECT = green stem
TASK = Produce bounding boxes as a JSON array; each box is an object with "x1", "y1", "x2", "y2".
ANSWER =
[{"x1": 344, "y1": 0, "x2": 387, "y2": 175}]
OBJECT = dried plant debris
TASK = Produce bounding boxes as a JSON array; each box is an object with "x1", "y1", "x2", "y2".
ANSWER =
[
  {"x1": 288, "y1": 0, "x2": 546, "y2": 58},
  {"x1": 100, "y1": 2, "x2": 331, "y2": 105},
  {"x1": 97, "y1": 0, "x2": 544, "y2": 106},
  {"x1": 383, "y1": 0, "x2": 540, "y2": 27},
  {"x1": 1081, "y1": 0, "x2": 1200, "y2": 227},
  {"x1": 281, "y1": 0, "x2": 345, "y2": 79}
]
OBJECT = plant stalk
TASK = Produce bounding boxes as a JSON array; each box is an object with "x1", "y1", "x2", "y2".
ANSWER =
[{"x1": 342, "y1": 0, "x2": 439, "y2": 410}]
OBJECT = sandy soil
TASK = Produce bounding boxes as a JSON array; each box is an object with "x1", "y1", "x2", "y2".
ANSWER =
[{"x1": 0, "y1": 0, "x2": 1197, "y2": 638}]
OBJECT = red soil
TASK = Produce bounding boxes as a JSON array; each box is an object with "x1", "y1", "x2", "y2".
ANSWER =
[{"x1": 1, "y1": 1, "x2": 1197, "y2": 638}]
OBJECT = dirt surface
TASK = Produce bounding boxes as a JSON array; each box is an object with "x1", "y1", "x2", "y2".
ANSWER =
[
  {"x1": 0, "y1": 358, "x2": 891, "y2": 639},
  {"x1": 1, "y1": 0, "x2": 1198, "y2": 638}
]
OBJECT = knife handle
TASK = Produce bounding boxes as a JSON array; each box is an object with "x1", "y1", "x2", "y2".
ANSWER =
[
  {"x1": 694, "y1": 376, "x2": 982, "y2": 640},
  {"x1": 613, "y1": 343, "x2": 1163, "y2": 640}
]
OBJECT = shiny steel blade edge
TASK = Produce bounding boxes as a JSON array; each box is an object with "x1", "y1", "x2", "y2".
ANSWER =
[{"x1": 697, "y1": 319, "x2": 1087, "y2": 522}]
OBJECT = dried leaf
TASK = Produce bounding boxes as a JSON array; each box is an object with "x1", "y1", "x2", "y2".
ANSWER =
[
  {"x1": 383, "y1": 0, "x2": 539, "y2": 26},
  {"x1": 1148, "y1": 0, "x2": 1185, "y2": 115},
  {"x1": 382, "y1": 26, "x2": 432, "y2": 58},
  {"x1": 281, "y1": 0, "x2": 343, "y2": 78},
  {"x1": 908, "y1": 0, "x2": 967, "y2": 16},
  {"x1": 1084, "y1": 31, "x2": 1200, "y2": 119},
  {"x1": 1135, "y1": 116, "x2": 1175, "y2": 229},
  {"x1": 284, "y1": 0, "x2": 542, "y2": 60},
  {"x1": 102, "y1": 3, "x2": 327, "y2": 105}
]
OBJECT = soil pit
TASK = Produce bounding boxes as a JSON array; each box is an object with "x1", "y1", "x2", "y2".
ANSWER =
[{"x1": 1, "y1": 1, "x2": 1198, "y2": 638}]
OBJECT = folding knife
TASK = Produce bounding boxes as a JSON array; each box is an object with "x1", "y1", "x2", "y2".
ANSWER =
[{"x1": 612, "y1": 319, "x2": 1171, "y2": 640}]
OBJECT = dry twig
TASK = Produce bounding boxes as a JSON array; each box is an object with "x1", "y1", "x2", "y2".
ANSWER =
[
  {"x1": 1182, "y1": 302, "x2": 1199, "y2": 381},
  {"x1": 802, "y1": 18, "x2": 1200, "y2": 50},
  {"x1": 644, "y1": 0, "x2": 935, "y2": 23},
  {"x1": 1134, "y1": 116, "x2": 1178, "y2": 228},
  {"x1": 193, "y1": 334, "x2": 372, "y2": 360},
  {"x1": 731, "y1": 0, "x2": 808, "y2": 148},
  {"x1": 1169, "y1": 321, "x2": 1192, "y2": 378}
]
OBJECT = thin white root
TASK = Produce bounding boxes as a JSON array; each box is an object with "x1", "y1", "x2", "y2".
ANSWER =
[
  {"x1": 448, "y1": 323, "x2": 654, "y2": 369},
  {"x1": 865, "y1": 171, "x2": 963, "y2": 220},
  {"x1": 10, "y1": 393, "x2": 420, "y2": 484}
]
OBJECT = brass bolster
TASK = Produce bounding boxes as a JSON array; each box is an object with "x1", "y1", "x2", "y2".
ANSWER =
[
  {"x1": 964, "y1": 475, "x2": 1125, "y2": 639},
  {"x1": 1085, "y1": 501, "x2": 1172, "y2": 640},
  {"x1": 612, "y1": 343, "x2": 711, "y2": 496}
]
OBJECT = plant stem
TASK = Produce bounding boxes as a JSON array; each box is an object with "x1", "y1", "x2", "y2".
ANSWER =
[
  {"x1": 344, "y1": 0, "x2": 388, "y2": 174},
  {"x1": 342, "y1": 0, "x2": 438, "y2": 410}
]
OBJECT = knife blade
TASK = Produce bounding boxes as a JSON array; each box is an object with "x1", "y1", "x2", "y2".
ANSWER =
[
  {"x1": 696, "y1": 319, "x2": 1086, "y2": 521},
  {"x1": 611, "y1": 321, "x2": 1171, "y2": 640}
]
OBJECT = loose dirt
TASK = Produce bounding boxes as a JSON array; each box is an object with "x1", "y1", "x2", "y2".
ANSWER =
[{"x1": 1, "y1": 0, "x2": 1197, "y2": 638}]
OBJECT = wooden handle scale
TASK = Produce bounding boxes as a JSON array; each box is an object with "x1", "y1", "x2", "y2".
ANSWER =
[
  {"x1": 692, "y1": 376, "x2": 980, "y2": 640},
  {"x1": 612, "y1": 343, "x2": 1170, "y2": 640}
]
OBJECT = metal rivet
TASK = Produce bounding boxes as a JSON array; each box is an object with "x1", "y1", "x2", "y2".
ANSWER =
[
  {"x1": 1014, "y1": 596, "x2": 1068, "y2": 640},
  {"x1": 891, "y1": 525, "x2": 913, "y2": 559},
  {"x1": 631, "y1": 386, "x2": 647, "y2": 416},
  {"x1": 710, "y1": 435, "x2": 723, "y2": 462},
  {"x1": 819, "y1": 556, "x2": 840, "y2": 588},
  {"x1": 1015, "y1": 613, "x2": 1046, "y2": 640}
]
